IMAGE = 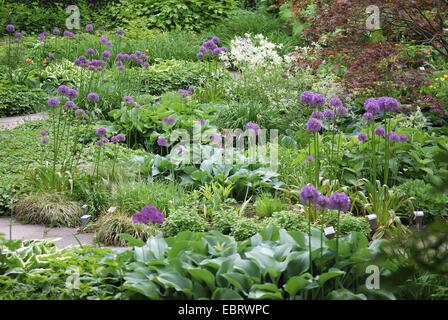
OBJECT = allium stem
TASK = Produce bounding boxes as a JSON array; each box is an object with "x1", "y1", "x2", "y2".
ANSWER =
[{"x1": 307, "y1": 201, "x2": 313, "y2": 275}]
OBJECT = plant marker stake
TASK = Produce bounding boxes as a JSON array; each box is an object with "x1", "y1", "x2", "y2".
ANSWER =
[
  {"x1": 80, "y1": 215, "x2": 92, "y2": 228},
  {"x1": 107, "y1": 206, "x2": 117, "y2": 214},
  {"x1": 324, "y1": 226, "x2": 336, "y2": 239},
  {"x1": 367, "y1": 214, "x2": 378, "y2": 232},
  {"x1": 414, "y1": 211, "x2": 424, "y2": 231}
]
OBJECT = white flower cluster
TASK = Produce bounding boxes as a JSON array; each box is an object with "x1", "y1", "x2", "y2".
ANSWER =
[{"x1": 220, "y1": 33, "x2": 291, "y2": 71}]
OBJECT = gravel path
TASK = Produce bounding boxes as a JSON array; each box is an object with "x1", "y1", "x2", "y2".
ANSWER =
[{"x1": 0, "y1": 112, "x2": 48, "y2": 131}]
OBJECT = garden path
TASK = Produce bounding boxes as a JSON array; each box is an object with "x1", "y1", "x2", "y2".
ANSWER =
[{"x1": 0, "y1": 112, "x2": 48, "y2": 131}]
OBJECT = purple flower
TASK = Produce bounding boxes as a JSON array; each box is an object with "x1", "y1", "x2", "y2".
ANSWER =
[
  {"x1": 329, "y1": 97, "x2": 343, "y2": 109},
  {"x1": 52, "y1": 27, "x2": 61, "y2": 36},
  {"x1": 374, "y1": 127, "x2": 385, "y2": 137},
  {"x1": 210, "y1": 135, "x2": 221, "y2": 142},
  {"x1": 106, "y1": 41, "x2": 112, "y2": 46},
  {"x1": 14, "y1": 31, "x2": 23, "y2": 41},
  {"x1": 75, "y1": 109, "x2": 86, "y2": 118},
  {"x1": 63, "y1": 30, "x2": 75, "y2": 38},
  {"x1": 311, "y1": 94, "x2": 326, "y2": 107},
  {"x1": 323, "y1": 109, "x2": 335, "y2": 120},
  {"x1": 85, "y1": 23, "x2": 94, "y2": 33},
  {"x1": 162, "y1": 117, "x2": 176, "y2": 124},
  {"x1": 96, "y1": 137, "x2": 109, "y2": 146},
  {"x1": 100, "y1": 36, "x2": 109, "y2": 44},
  {"x1": 178, "y1": 89, "x2": 193, "y2": 97},
  {"x1": 123, "y1": 95, "x2": 136, "y2": 105},
  {"x1": 383, "y1": 97, "x2": 400, "y2": 112},
  {"x1": 64, "y1": 101, "x2": 77, "y2": 110},
  {"x1": 311, "y1": 111, "x2": 324, "y2": 120},
  {"x1": 37, "y1": 32, "x2": 49, "y2": 41},
  {"x1": 211, "y1": 36, "x2": 220, "y2": 44},
  {"x1": 399, "y1": 134, "x2": 408, "y2": 142},
  {"x1": 245, "y1": 122, "x2": 261, "y2": 135},
  {"x1": 111, "y1": 133, "x2": 126, "y2": 143},
  {"x1": 307, "y1": 118, "x2": 322, "y2": 132},
  {"x1": 41, "y1": 137, "x2": 49, "y2": 145},
  {"x1": 116, "y1": 60, "x2": 125, "y2": 71},
  {"x1": 40, "y1": 130, "x2": 48, "y2": 137},
  {"x1": 102, "y1": 50, "x2": 111, "y2": 58},
  {"x1": 300, "y1": 91, "x2": 314, "y2": 105},
  {"x1": 157, "y1": 137, "x2": 168, "y2": 147},
  {"x1": 96, "y1": 127, "x2": 108, "y2": 136},
  {"x1": 87, "y1": 48, "x2": 95, "y2": 55},
  {"x1": 335, "y1": 106, "x2": 349, "y2": 116},
  {"x1": 388, "y1": 131, "x2": 400, "y2": 142},
  {"x1": 197, "y1": 119, "x2": 205, "y2": 126},
  {"x1": 47, "y1": 97, "x2": 60, "y2": 107},
  {"x1": 316, "y1": 195, "x2": 330, "y2": 209},
  {"x1": 196, "y1": 52, "x2": 204, "y2": 60},
  {"x1": 5, "y1": 24, "x2": 15, "y2": 33},
  {"x1": 67, "y1": 88, "x2": 78, "y2": 99},
  {"x1": 329, "y1": 192, "x2": 351, "y2": 212},
  {"x1": 305, "y1": 155, "x2": 314, "y2": 162},
  {"x1": 358, "y1": 133, "x2": 368, "y2": 142},
  {"x1": 87, "y1": 92, "x2": 100, "y2": 103},
  {"x1": 199, "y1": 46, "x2": 206, "y2": 53},
  {"x1": 57, "y1": 85, "x2": 69, "y2": 95},
  {"x1": 133, "y1": 205, "x2": 164, "y2": 224},
  {"x1": 364, "y1": 98, "x2": 380, "y2": 113},
  {"x1": 362, "y1": 112, "x2": 374, "y2": 121},
  {"x1": 299, "y1": 184, "x2": 320, "y2": 204},
  {"x1": 116, "y1": 28, "x2": 124, "y2": 37}
]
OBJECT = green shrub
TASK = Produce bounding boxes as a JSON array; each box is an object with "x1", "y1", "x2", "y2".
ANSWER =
[
  {"x1": 72, "y1": 175, "x2": 112, "y2": 218},
  {"x1": 325, "y1": 212, "x2": 371, "y2": 237},
  {"x1": 230, "y1": 218, "x2": 262, "y2": 241},
  {"x1": 162, "y1": 207, "x2": 209, "y2": 237},
  {"x1": 95, "y1": 211, "x2": 158, "y2": 246},
  {"x1": 254, "y1": 193, "x2": 285, "y2": 217},
  {"x1": 210, "y1": 209, "x2": 239, "y2": 234},
  {"x1": 104, "y1": 0, "x2": 238, "y2": 31},
  {"x1": 270, "y1": 210, "x2": 308, "y2": 232},
  {"x1": 0, "y1": 81, "x2": 47, "y2": 117}
]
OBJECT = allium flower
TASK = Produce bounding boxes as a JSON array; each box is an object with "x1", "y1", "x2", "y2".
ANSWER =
[
  {"x1": 316, "y1": 195, "x2": 330, "y2": 209},
  {"x1": 299, "y1": 184, "x2": 320, "y2": 204},
  {"x1": 374, "y1": 127, "x2": 385, "y2": 136},
  {"x1": 307, "y1": 118, "x2": 322, "y2": 132},
  {"x1": 197, "y1": 119, "x2": 205, "y2": 126},
  {"x1": 388, "y1": 131, "x2": 400, "y2": 142},
  {"x1": 329, "y1": 97, "x2": 343, "y2": 109},
  {"x1": 162, "y1": 117, "x2": 176, "y2": 124},
  {"x1": 63, "y1": 30, "x2": 75, "y2": 38},
  {"x1": 40, "y1": 130, "x2": 48, "y2": 137},
  {"x1": 211, "y1": 36, "x2": 220, "y2": 44},
  {"x1": 132, "y1": 205, "x2": 164, "y2": 224},
  {"x1": 102, "y1": 50, "x2": 111, "y2": 58},
  {"x1": 305, "y1": 155, "x2": 314, "y2": 162},
  {"x1": 336, "y1": 106, "x2": 349, "y2": 116},
  {"x1": 178, "y1": 89, "x2": 193, "y2": 97},
  {"x1": 116, "y1": 60, "x2": 125, "y2": 70},
  {"x1": 384, "y1": 97, "x2": 400, "y2": 112},
  {"x1": 5, "y1": 24, "x2": 15, "y2": 33},
  {"x1": 116, "y1": 28, "x2": 124, "y2": 37},
  {"x1": 311, "y1": 111, "x2": 324, "y2": 120},
  {"x1": 52, "y1": 27, "x2": 61, "y2": 35},
  {"x1": 111, "y1": 133, "x2": 126, "y2": 143},
  {"x1": 123, "y1": 96, "x2": 136, "y2": 105},
  {"x1": 87, "y1": 48, "x2": 95, "y2": 55},
  {"x1": 143, "y1": 62, "x2": 150, "y2": 69},
  {"x1": 311, "y1": 94, "x2": 326, "y2": 107},
  {"x1": 106, "y1": 41, "x2": 112, "y2": 46},
  {"x1": 47, "y1": 97, "x2": 60, "y2": 107},
  {"x1": 245, "y1": 122, "x2": 261, "y2": 134},
  {"x1": 87, "y1": 92, "x2": 100, "y2": 103},
  {"x1": 358, "y1": 133, "x2": 368, "y2": 142},
  {"x1": 300, "y1": 91, "x2": 314, "y2": 105},
  {"x1": 37, "y1": 32, "x2": 49, "y2": 41},
  {"x1": 41, "y1": 137, "x2": 49, "y2": 145},
  {"x1": 199, "y1": 46, "x2": 206, "y2": 53},
  {"x1": 67, "y1": 88, "x2": 78, "y2": 99},
  {"x1": 75, "y1": 109, "x2": 86, "y2": 118},
  {"x1": 399, "y1": 134, "x2": 408, "y2": 142},
  {"x1": 157, "y1": 137, "x2": 167, "y2": 147},
  {"x1": 64, "y1": 101, "x2": 77, "y2": 110},
  {"x1": 57, "y1": 85, "x2": 69, "y2": 95},
  {"x1": 100, "y1": 36, "x2": 109, "y2": 44},
  {"x1": 85, "y1": 23, "x2": 94, "y2": 33},
  {"x1": 362, "y1": 112, "x2": 374, "y2": 121},
  {"x1": 96, "y1": 137, "x2": 109, "y2": 146},
  {"x1": 364, "y1": 98, "x2": 380, "y2": 113},
  {"x1": 95, "y1": 127, "x2": 108, "y2": 136},
  {"x1": 15, "y1": 31, "x2": 23, "y2": 41},
  {"x1": 323, "y1": 109, "x2": 335, "y2": 120},
  {"x1": 329, "y1": 192, "x2": 351, "y2": 212},
  {"x1": 196, "y1": 52, "x2": 204, "y2": 60}
]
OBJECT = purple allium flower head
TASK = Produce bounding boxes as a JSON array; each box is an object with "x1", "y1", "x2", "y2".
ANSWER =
[
  {"x1": 47, "y1": 97, "x2": 60, "y2": 107},
  {"x1": 143, "y1": 62, "x2": 150, "y2": 69},
  {"x1": 85, "y1": 23, "x2": 94, "y2": 33},
  {"x1": 329, "y1": 97, "x2": 343, "y2": 109},
  {"x1": 111, "y1": 133, "x2": 126, "y2": 143},
  {"x1": 100, "y1": 36, "x2": 108, "y2": 44},
  {"x1": 178, "y1": 89, "x2": 193, "y2": 97},
  {"x1": 52, "y1": 27, "x2": 61, "y2": 35},
  {"x1": 133, "y1": 205, "x2": 164, "y2": 224},
  {"x1": 116, "y1": 60, "x2": 125, "y2": 70},
  {"x1": 87, "y1": 92, "x2": 100, "y2": 103},
  {"x1": 316, "y1": 195, "x2": 330, "y2": 209},
  {"x1": 358, "y1": 133, "x2": 368, "y2": 142},
  {"x1": 5, "y1": 24, "x2": 15, "y2": 33},
  {"x1": 116, "y1": 28, "x2": 124, "y2": 37},
  {"x1": 157, "y1": 137, "x2": 167, "y2": 147},
  {"x1": 300, "y1": 91, "x2": 314, "y2": 105},
  {"x1": 211, "y1": 36, "x2": 220, "y2": 44},
  {"x1": 162, "y1": 117, "x2": 176, "y2": 124},
  {"x1": 102, "y1": 50, "x2": 111, "y2": 58},
  {"x1": 245, "y1": 122, "x2": 261, "y2": 134},
  {"x1": 307, "y1": 117, "x2": 322, "y2": 132},
  {"x1": 196, "y1": 52, "x2": 204, "y2": 60},
  {"x1": 211, "y1": 48, "x2": 222, "y2": 55},
  {"x1": 75, "y1": 109, "x2": 86, "y2": 118},
  {"x1": 384, "y1": 97, "x2": 400, "y2": 112},
  {"x1": 197, "y1": 119, "x2": 205, "y2": 126},
  {"x1": 199, "y1": 46, "x2": 206, "y2": 53},
  {"x1": 63, "y1": 30, "x2": 75, "y2": 38},
  {"x1": 40, "y1": 130, "x2": 48, "y2": 137},
  {"x1": 374, "y1": 127, "x2": 385, "y2": 136},
  {"x1": 364, "y1": 98, "x2": 380, "y2": 113},
  {"x1": 305, "y1": 155, "x2": 314, "y2": 162},
  {"x1": 64, "y1": 100, "x2": 77, "y2": 110},
  {"x1": 388, "y1": 131, "x2": 400, "y2": 142},
  {"x1": 41, "y1": 137, "x2": 49, "y2": 145},
  {"x1": 57, "y1": 85, "x2": 69, "y2": 95},
  {"x1": 329, "y1": 192, "x2": 351, "y2": 212},
  {"x1": 87, "y1": 48, "x2": 95, "y2": 55},
  {"x1": 323, "y1": 109, "x2": 335, "y2": 120},
  {"x1": 14, "y1": 31, "x2": 23, "y2": 41},
  {"x1": 399, "y1": 134, "x2": 408, "y2": 142},
  {"x1": 311, "y1": 93, "x2": 326, "y2": 107},
  {"x1": 362, "y1": 112, "x2": 374, "y2": 121},
  {"x1": 67, "y1": 88, "x2": 78, "y2": 99},
  {"x1": 299, "y1": 184, "x2": 320, "y2": 204},
  {"x1": 123, "y1": 95, "x2": 136, "y2": 105},
  {"x1": 37, "y1": 32, "x2": 49, "y2": 41},
  {"x1": 96, "y1": 137, "x2": 109, "y2": 146},
  {"x1": 336, "y1": 106, "x2": 349, "y2": 116},
  {"x1": 106, "y1": 41, "x2": 112, "y2": 46},
  {"x1": 311, "y1": 111, "x2": 324, "y2": 120},
  {"x1": 95, "y1": 127, "x2": 108, "y2": 136}
]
